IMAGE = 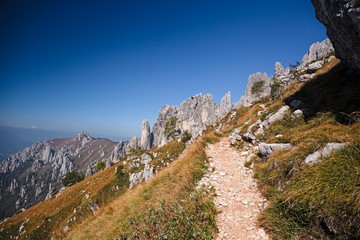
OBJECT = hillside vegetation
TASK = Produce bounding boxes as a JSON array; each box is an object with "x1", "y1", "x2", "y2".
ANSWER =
[
  {"x1": 222, "y1": 59, "x2": 360, "y2": 239},
  {"x1": 0, "y1": 135, "x2": 218, "y2": 239}
]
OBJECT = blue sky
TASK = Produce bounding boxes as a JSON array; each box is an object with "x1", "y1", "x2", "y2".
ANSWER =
[{"x1": 0, "y1": 0, "x2": 327, "y2": 141}]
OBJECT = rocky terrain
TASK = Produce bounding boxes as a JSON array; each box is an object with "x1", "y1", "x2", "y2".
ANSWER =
[
  {"x1": 236, "y1": 38, "x2": 334, "y2": 109},
  {"x1": 0, "y1": 132, "x2": 117, "y2": 219}
]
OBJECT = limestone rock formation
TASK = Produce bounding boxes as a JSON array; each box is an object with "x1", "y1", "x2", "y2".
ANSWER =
[
  {"x1": 240, "y1": 73, "x2": 272, "y2": 107},
  {"x1": 140, "y1": 119, "x2": 151, "y2": 150},
  {"x1": 152, "y1": 105, "x2": 179, "y2": 147},
  {"x1": 110, "y1": 141, "x2": 129, "y2": 162},
  {"x1": 152, "y1": 92, "x2": 233, "y2": 147},
  {"x1": 311, "y1": 0, "x2": 360, "y2": 73},
  {"x1": 235, "y1": 39, "x2": 334, "y2": 108},
  {"x1": 300, "y1": 38, "x2": 334, "y2": 69},
  {"x1": 218, "y1": 91, "x2": 232, "y2": 119}
]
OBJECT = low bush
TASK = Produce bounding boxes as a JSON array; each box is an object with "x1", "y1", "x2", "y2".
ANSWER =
[
  {"x1": 96, "y1": 161, "x2": 106, "y2": 171},
  {"x1": 61, "y1": 171, "x2": 84, "y2": 187}
]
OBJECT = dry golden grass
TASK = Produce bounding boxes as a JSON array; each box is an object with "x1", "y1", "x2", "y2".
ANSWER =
[
  {"x1": 0, "y1": 163, "x2": 119, "y2": 239},
  {"x1": 66, "y1": 140, "x2": 208, "y2": 239}
]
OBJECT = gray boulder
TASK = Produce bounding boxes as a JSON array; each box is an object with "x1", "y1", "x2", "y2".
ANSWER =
[
  {"x1": 259, "y1": 143, "x2": 293, "y2": 158},
  {"x1": 312, "y1": 0, "x2": 360, "y2": 73},
  {"x1": 292, "y1": 109, "x2": 304, "y2": 119},
  {"x1": 304, "y1": 142, "x2": 347, "y2": 165},
  {"x1": 263, "y1": 106, "x2": 290, "y2": 126}
]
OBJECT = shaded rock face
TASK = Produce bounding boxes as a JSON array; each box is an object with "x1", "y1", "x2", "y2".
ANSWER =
[
  {"x1": 312, "y1": 0, "x2": 360, "y2": 73},
  {"x1": 240, "y1": 73, "x2": 272, "y2": 107},
  {"x1": 140, "y1": 119, "x2": 151, "y2": 150},
  {"x1": 0, "y1": 132, "x2": 118, "y2": 220}
]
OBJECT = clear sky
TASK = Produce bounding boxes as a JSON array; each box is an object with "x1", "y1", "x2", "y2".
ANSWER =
[{"x1": 0, "y1": 0, "x2": 327, "y2": 141}]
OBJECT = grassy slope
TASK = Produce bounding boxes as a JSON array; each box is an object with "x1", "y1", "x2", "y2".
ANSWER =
[
  {"x1": 66, "y1": 139, "x2": 216, "y2": 239},
  {"x1": 252, "y1": 60, "x2": 360, "y2": 239}
]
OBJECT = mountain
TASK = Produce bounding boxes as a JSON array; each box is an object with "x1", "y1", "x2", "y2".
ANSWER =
[
  {"x1": 0, "y1": 1, "x2": 359, "y2": 238},
  {"x1": 0, "y1": 126, "x2": 78, "y2": 162},
  {"x1": 0, "y1": 132, "x2": 119, "y2": 219}
]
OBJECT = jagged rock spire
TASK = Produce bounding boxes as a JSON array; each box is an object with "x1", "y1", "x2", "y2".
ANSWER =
[{"x1": 140, "y1": 119, "x2": 151, "y2": 150}]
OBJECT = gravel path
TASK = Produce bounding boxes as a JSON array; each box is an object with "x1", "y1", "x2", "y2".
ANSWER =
[{"x1": 200, "y1": 138, "x2": 270, "y2": 240}]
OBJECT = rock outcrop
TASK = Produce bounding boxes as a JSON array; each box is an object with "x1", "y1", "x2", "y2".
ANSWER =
[
  {"x1": 152, "y1": 105, "x2": 179, "y2": 147},
  {"x1": 152, "y1": 92, "x2": 233, "y2": 147},
  {"x1": 304, "y1": 142, "x2": 347, "y2": 165},
  {"x1": 240, "y1": 73, "x2": 272, "y2": 107},
  {"x1": 300, "y1": 38, "x2": 334, "y2": 69},
  {"x1": 140, "y1": 119, "x2": 151, "y2": 150},
  {"x1": 259, "y1": 143, "x2": 294, "y2": 158},
  {"x1": 236, "y1": 38, "x2": 335, "y2": 107},
  {"x1": 311, "y1": 0, "x2": 360, "y2": 73}
]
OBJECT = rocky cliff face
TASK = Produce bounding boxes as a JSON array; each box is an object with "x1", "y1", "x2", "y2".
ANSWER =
[
  {"x1": 236, "y1": 38, "x2": 335, "y2": 107},
  {"x1": 0, "y1": 132, "x2": 118, "y2": 220},
  {"x1": 239, "y1": 73, "x2": 273, "y2": 107},
  {"x1": 311, "y1": 0, "x2": 360, "y2": 73},
  {"x1": 152, "y1": 92, "x2": 232, "y2": 147}
]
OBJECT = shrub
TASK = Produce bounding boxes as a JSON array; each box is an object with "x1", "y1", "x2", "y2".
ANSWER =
[
  {"x1": 251, "y1": 80, "x2": 265, "y2": 95},
  {"x1": 116, "y1": 165, "x2": 130, "y2": 189},
  {"x1": 164, "y1": 117, "x2": 178, "y2": 139},
  {"x1": 96, "y1": 161, "x2": 106, "y2": 172},
  {"x1": 61, "y1": 171, "x2": 84, "y2": 187},
  {"x1": 270, "y1": 78, "x2": 283, "y2": 100},
  {"x1": 181, "y1": 130, "x2": 192, "y2": 143}
]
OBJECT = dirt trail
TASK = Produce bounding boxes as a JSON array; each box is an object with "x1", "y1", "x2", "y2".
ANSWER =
[{"x1": 201, "y1": 137, "x2": 270, "y2": 240}]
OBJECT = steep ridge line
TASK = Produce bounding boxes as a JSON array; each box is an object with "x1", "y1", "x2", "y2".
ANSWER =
[{"x1": 202, "y1": 137, "x2": 269, "y2": 240}]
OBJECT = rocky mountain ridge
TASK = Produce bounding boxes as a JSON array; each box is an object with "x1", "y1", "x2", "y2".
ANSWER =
[
  {"x1": 236, "y1": 38, "x2": 334, "y2": 108},
  {"x1": 0, "y1": 132, "x2": 117, "y2": 219}
]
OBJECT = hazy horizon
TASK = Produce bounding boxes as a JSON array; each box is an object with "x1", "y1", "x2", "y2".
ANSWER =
[{"x1": 1, "y1": 0, "x2": 327, "y2": 141}]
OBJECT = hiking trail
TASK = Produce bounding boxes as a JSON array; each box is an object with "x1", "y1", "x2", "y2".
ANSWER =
[{"x1": 200, "y1": 137, "x2": 270, "y2": 240}]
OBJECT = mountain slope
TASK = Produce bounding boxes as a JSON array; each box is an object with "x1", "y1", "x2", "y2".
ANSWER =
[{"x1": 0, "y1": 132, "x2": 117, "y2": 220}]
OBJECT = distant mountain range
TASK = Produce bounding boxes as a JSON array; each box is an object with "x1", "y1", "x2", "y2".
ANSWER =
[
  {"x1": 0, "y1": 132, "x2": 119, "y2": 219},
  {"x1": 0, "y1": 126, "x2": 80, "y2": 162}
]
